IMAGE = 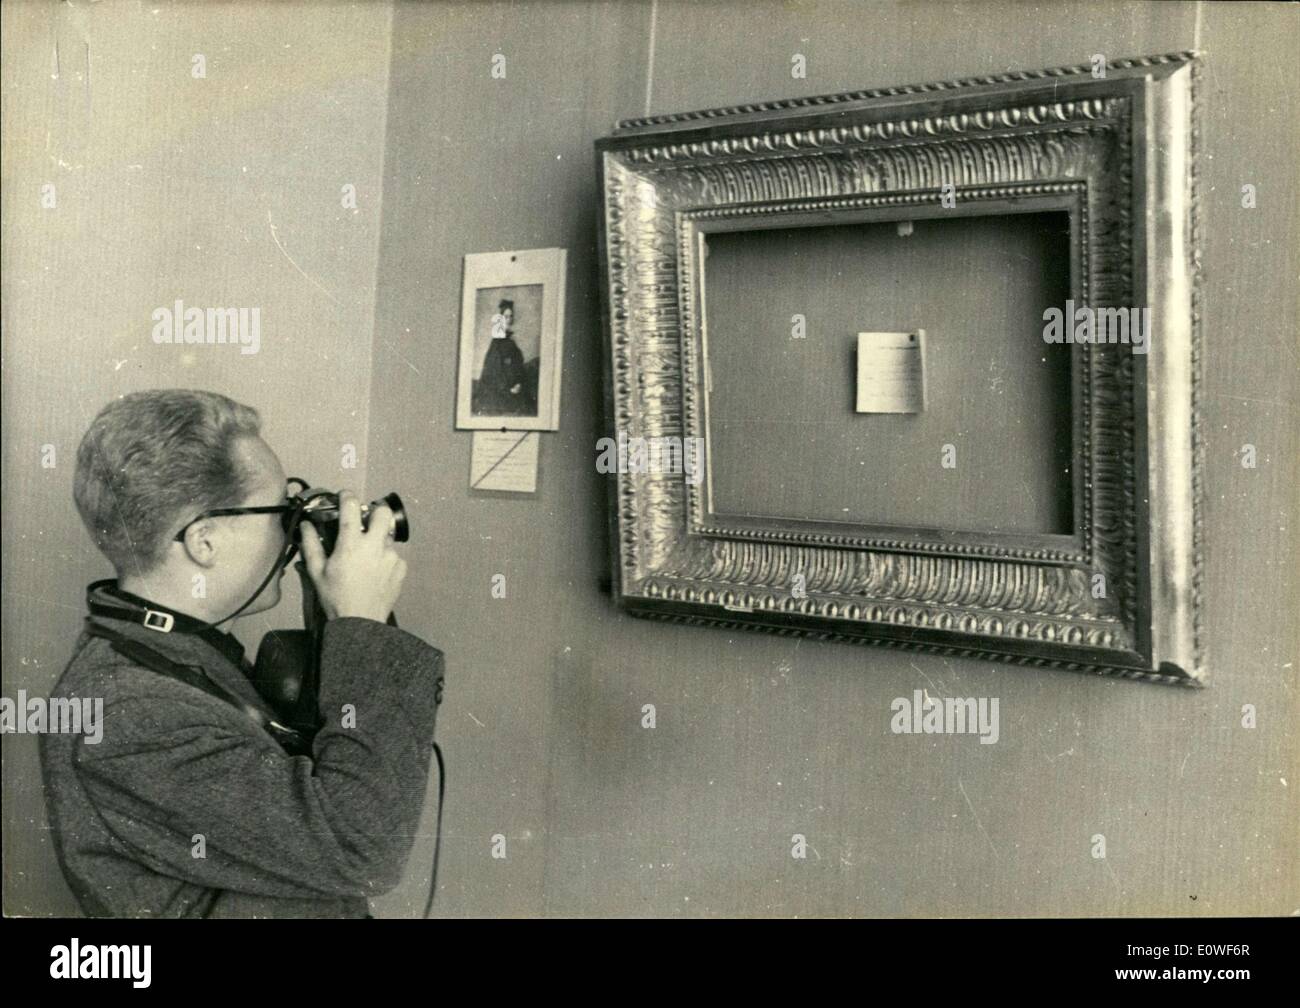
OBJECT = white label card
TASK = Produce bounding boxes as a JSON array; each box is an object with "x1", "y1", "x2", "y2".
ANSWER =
[
  {"x1": 470, "y1": 431, "x2": 539, "y2": 493},
  {"x1": 856, "y1": 330, "x2": 926, "y2": 414}
]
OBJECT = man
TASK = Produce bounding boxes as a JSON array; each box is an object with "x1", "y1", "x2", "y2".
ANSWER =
[{"x1": 40, "y1": 389, "x2": 443, "y2": 917}]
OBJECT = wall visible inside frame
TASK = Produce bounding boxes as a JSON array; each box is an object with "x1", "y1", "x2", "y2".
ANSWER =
[
  {"x1": 703, "y1": 211, "x2": 1074, "y2": 535},
  {"x1": 3, "y1": 0, "x2": 1296, "y2": 919}
]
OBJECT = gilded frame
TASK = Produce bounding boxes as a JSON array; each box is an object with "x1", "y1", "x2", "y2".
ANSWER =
[{"x1": 594, "y1": 54, "x2": 1202, "y2": 684}]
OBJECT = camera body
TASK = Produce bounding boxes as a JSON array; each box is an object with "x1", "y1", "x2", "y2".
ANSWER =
[{"x1": 291, "y1": 489, "x2": 409, "y2": 554}]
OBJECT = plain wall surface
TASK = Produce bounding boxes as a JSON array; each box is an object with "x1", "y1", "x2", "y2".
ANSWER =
[
  {"x1": 369, "y1": 0, "x2": 1297, "y2": 919},
  {"x1": 3, "y1": 0, "x2": 1296, "y2": 918},
  {"x1": 1, "y1": 0, "x2": 393, "y2": 914}
]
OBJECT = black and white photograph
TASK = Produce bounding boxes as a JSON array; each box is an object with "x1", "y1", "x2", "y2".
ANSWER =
[
  {"x1": 470, "y1": 285, "x2": 543, "y2": 418},
  {"x1": 0, "y1": 0, "x2": 1296, "y2": 982},
  {"x1": 456, "y1": 248, "x2": 565, "y2": 430}
]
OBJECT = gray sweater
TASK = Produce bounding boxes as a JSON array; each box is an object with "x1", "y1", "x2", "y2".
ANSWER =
[{"x1": 39, "y1": 613, "x2": 444, "y2": 918}]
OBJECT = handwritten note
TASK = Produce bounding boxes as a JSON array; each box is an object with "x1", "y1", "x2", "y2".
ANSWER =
[
  {"x1": 856, "y1": 330, "x2": 926, "y2": 414},
  {"x1": 470, "y1": 431, "x2": 539, "y2": 493}
]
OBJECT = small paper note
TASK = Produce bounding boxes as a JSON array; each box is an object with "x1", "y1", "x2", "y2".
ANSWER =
[
  {"x1": 856, "y1": 330, "x2": 926, "y2": 414},
  {"x1": 470, "y1": 431, "x2": 539, "y2": 493}
]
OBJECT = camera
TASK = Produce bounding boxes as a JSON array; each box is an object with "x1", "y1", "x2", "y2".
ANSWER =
[{"x1": 288, "y1": 487, "x2": 409, "y2": 554}]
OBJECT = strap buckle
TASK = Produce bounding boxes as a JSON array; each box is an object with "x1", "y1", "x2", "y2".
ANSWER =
[{"x1": 142, "y1": 609, "x2": 175, "y2": 633}]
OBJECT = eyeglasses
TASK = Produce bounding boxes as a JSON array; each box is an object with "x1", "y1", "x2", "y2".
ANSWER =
[{"x1": 173, "y1": 477, "x2": 310, "y2": 542}]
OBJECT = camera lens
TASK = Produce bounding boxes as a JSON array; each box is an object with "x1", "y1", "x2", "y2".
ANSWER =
[
  {"x1": 285, "y1": 489, "x2": 407, "y2": 549},
  {"x1": 382, "y1": 492, "x2": 409, "y2": 542}
]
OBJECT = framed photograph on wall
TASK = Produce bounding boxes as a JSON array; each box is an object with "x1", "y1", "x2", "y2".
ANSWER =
[
  {"x1": 456, "y1": 247, "x2": 566, "y2": 430},
  {"x1": 594, "y1": 53, "x2": 1202, "y2": 684}
]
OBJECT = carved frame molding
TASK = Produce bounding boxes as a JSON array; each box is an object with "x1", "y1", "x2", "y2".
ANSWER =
[{"x1": 594, "y1": 54, "x2": 1202, "y2": 684}]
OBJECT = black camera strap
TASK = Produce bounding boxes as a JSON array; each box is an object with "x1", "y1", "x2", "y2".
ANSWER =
[
  {"x1": 85, "y1": 579, "x2": 231, "y2": 635},
  {"x1": 201, "y1": 535, "x2": 303, "y2": 631},
  {"x1": 81, "y1": 620, "x2": 312, "y2": 756}
]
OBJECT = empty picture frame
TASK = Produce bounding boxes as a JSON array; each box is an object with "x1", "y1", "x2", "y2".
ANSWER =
[
  {"x1": 595, "y1": 53, "x2": 1203, "y2": 684},
  {"x1": 456, "y1": 248, "x2": 567, "y2": 430}
]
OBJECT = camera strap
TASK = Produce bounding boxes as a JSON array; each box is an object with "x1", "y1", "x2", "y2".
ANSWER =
[
  {"x1": 85, "y1": 579, "x2": 223, "y2": 635},
  {"x1": 81, "y1": 619, "x2": 312, "y2": 757}
]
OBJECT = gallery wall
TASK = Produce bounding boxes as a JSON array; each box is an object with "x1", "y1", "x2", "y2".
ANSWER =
[
  {"x1": 1, "y1": 1, "x2": 394, "y2": 913},
  {"x1": 370, "y1": 0, "x2": 1297, "y2": 918}
]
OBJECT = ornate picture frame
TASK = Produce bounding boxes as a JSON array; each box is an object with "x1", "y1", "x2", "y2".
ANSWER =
[{"x1": 595, "y1": 54, "x2": 1202, "y2": 684}]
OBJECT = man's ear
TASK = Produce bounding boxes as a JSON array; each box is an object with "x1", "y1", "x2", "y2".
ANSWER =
[{"x1": 179, "y1": 519, "x2": 220, "y2": 568}]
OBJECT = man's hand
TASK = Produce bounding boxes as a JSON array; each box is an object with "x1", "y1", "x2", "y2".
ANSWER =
[{"x1": 298, "y1": 491, "x2": 407, "y2": 622}]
